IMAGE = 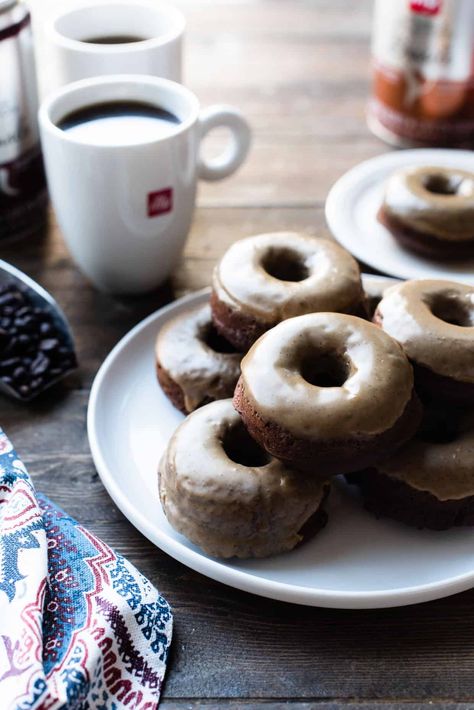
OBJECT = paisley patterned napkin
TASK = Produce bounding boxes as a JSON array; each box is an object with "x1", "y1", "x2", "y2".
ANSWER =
[{"x1": 0, "y1": 429, "x2": 172, "y2": 709}]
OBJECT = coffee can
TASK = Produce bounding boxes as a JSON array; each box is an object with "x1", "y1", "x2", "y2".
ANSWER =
[
  {"x1": 368, "y1": 0, "x2": 474, "y2": 149},
  {"x1": 0, "y1": 0, "x2": 47, "y2": 241}
]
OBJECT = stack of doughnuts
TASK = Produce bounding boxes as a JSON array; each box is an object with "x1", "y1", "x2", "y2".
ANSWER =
[
  {"x1": 379, "y1": 165, "x2": 474, "y2": 258},
  {"x1": 348, "y1": 278, "x2": 474, "y2": 529},
  {"x1": 156, "y1": 231, "x2": 474, "y2": 558}
]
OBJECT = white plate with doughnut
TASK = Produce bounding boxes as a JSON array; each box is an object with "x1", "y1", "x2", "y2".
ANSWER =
[
  {"x1": 88, "y1": 276, "x2": 474, "y2": 609},
  {"x1": 326, "y1": 149, "x2": 474, "y2": 286}
]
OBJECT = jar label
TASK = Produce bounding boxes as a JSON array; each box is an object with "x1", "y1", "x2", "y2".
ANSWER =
[{"x1": 369, "y1": 0, "x2": 474, "y2": 147}]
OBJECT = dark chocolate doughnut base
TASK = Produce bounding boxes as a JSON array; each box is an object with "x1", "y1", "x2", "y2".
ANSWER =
[
  {"x1": 296, "y1": 484, "x2": 330, "y2": 546},
  {"x1": 378, "y1": 208, "x2": 474, "y2": 260},
  {"x1": 346, "y1": 469, "x2": 474, "y2": 531},
  {"x1": 156, "y1": 360, "x2": 222, "y2": 415},
  {"x1": 211, "y1": 289, "x2": 369, "y2": 352},
  {"x1": 413, "y1": 363, "x2": 474, "y2": 406},
  {"x1": 210, "y1": 289, "x2": 268, "y2": 351},
  {"x1": 233, "y1": 378, "x2": 423, "y2": 477},
  {"x1": 156, "y1": 360, "x2": 189, "y2": 414}
]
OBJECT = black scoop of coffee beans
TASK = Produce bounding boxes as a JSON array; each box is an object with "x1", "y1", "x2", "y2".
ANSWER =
[{"x1": 0, "y1": 283, "x2": 77, "y2": 400}]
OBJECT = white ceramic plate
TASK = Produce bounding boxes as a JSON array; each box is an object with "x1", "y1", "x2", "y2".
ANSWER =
[
  {"x1": 326, "y1": 149, "x2": 474, "y2": 285},
  {"x1": 88, "y1": 279, "x2": 474, "y2": 609}
]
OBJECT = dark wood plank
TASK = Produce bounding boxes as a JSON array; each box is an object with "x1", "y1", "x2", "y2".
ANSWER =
[{"x1": 160, "y1": 707, "x2": 474, "y2": 710}]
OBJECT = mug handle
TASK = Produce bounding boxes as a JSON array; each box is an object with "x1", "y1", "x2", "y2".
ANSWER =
[{"x1": 198, "y1": 105, "x2": 251, "y2": 182}]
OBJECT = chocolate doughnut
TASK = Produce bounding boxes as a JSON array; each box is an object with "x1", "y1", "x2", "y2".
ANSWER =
[
  {"x1": 156, "y1": 304, "x2": 241, "y2": 414},
  {"x1": 234, "y1": 313, "x2": 421, "y2": 477},
  {"x1": 347, "y1": 407, "x2": 474, "y2": 530},
  {"x1": 159, "y1": 399, "x2": 329, "y2": 558},
  {"x1": 379, "y1": 166, "x2": 474, "y2": 258},
  {"x1": 375, "y1": 279, "x2": 474, "y2": 404},
  {"x1": 211, "y1": 232, "x2": 366, "y2": 351}
]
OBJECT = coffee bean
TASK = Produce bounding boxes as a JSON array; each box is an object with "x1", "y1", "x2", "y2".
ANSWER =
[
  {"x1": 13, "y1": 367, "x2": 26, "y2": 381},
  {"x1": 0, "y1": 293, "x2": 21, "y2": 307},
  {"x1": 15, "y1": 316, "x2": 35, "y2": 330},
  {"x1": 30, "y1": 377, "x2": 43, "y2": 390},
  {"x1": 1, "y1": 376, "x2": 13, "y2": 386},
  {"x1": 39, "y1": 338, "x2": 58, "y2": 352},
  {"x1": 31, "y1": 353, "x2": 50, "y2": 375},
  {"x1": 15, "y1": 306, "x2": 30, "y2": 317},
  {"x1": 40, "y1": 322, "x2": 53, "y2": 335},
  {"x1": 0, "y1": 357, "x2": 21, "y2": 371}
]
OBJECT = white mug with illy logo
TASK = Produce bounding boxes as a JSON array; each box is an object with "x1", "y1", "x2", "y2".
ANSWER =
[{"x1": 38, "y1": 75, "x2": 251, "y2": 294}]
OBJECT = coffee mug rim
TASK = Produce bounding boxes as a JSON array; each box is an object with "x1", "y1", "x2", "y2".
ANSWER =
[
  {"x1": 46, "y1": 0, "x2": 185, "y2": 54},
  {"x1": 38, "y1": 75, "x2": 200, "y2": 149}
]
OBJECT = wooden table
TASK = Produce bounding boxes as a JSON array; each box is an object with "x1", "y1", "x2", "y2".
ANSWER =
[{"x1": 6, "y1": 1, "x2": 474, "y2": 707}]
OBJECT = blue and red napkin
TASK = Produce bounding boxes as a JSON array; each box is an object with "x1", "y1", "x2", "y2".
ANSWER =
[{"x1": 0, "y1": 429, "x2": 172, "y2": 709}]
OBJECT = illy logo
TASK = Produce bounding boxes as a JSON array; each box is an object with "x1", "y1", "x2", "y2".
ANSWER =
[
  {"x1": 410, "y1": 0, "x2": 441, "y2": 15},
  {"x1": 148, "y1": 188, "x2": 173, "y2": 217}
]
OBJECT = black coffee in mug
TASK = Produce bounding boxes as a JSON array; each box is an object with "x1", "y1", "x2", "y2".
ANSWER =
[
  {"x1": 58, "y1": 101, "x2": 181, "y2": 145},
  {"x1": 83, "y1": 35, "x2": 147, "y2": 44}
]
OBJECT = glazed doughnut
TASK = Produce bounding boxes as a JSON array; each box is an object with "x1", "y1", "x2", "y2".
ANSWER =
[
  {"x1": 211, "y1": 232, "x2": 366, "y2": 351},
  {"x1": 379, "y1": 166, "x2": 474, "y2": 258},
  {"x1": 347, "y1": 407, "x2": 474, "y2": 530},
  {"x1": 374, "y1": 279, "x2": 474, "y2": 404},
  {"x1": 159, "y1": 399, "x2": 329, "y2": 558},
  {"x1": 156, "y1": 304, "x2": 241, "y2": 414},
  {"x1": 234, "y1": 312, "x2": 421, "y2": 476}
]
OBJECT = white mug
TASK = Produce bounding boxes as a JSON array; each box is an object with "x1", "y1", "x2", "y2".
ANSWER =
[
  {"x1": 38, "y1": 75, "x2": 251, "y2": 294},
  {"x1": 45, "y1": 1, "x2": 185, "y2": 90}
]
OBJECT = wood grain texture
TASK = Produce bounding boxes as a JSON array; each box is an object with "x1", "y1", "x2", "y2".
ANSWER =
[{"x1": 2, "y1": 0, "x2": 472, "y2": 704}]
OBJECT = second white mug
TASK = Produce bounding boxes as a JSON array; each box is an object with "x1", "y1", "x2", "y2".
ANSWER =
[
  {"x1": 38, "y1": 75, "x2": 251, "y2": 294},
  {"x1": 46, "y1": 1, "x2": 185, "y2": 90}
]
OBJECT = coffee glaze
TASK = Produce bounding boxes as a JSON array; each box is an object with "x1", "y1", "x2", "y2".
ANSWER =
[
  {"x1": 212, "y1": 232, "x2": 364, "y2": 325},
  {"x1": 375, "y1": 280, "x2": 474, "y2": 389},
  {"x1": 238, "y1": 313, "x2": 414, "y2": 441},
  {"x1": 155, "y1": 304, "x2": 241, "y2": 413},
  {"x1": 376, "y1": 410, "x2": 474, "y2": 502},
  {"x1": 159, "y1": 399, "x2": 329, "y2": 558},
  {"x1": 381, "y1": 166, "x2": 474, "y2": 241},
  {"x1": 211, "y1": 232, "x2": 366, "y2": 351}
]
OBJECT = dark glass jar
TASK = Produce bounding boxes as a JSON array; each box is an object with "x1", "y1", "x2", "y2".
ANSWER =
[
  {"x1": 368, "y1": 0, "x2": 474, "y2": 149},
  {"x1": 0, "y1": 0, "x2": 47, "y2": 241}
]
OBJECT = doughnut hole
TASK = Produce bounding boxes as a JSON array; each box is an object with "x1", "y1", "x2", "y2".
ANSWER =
[
  {"x1": 429, "y1": 294, "x2": 474, "y2": 327},
  {"x1": 261, "y1": 247, "x2": 309, "y2": 282},
  {"x1": 222, "y1": 420, "x2": 271, "y2": 467},
  {"x1": 299, "y1": 349, "x2": 350, "y2": 388},
  {"x1": 201, "y1": 322, "x2": 239, "y2": 353},
  {"x1": 422, "y1": 173, "x2": 461, "y2": 196}
]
